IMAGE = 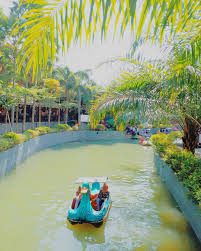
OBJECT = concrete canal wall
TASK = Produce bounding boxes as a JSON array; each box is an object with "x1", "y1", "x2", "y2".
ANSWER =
[
  {"x1": 0, "y1": 131, "x2": 126, "y2": 178},
  {"x1": 154, "y1": 152, "x2": 201, "y2": 243}
]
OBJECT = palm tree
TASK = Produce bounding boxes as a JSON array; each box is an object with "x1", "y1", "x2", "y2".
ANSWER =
[
  {"x1": 44, "y1": 78, "x2": 61, "y2": 126},
  {"x1": 74, "y1": 71, "x2": 92, "y2": 124},
  {"x1": 13, "y1": 0, "x2": 200, "y2": 80},
  {"x1": 53, "y1": 67, "x2": 76, "y2": 124},
  {"x1": 91, "y1": 39, "x2": 201, "y2": 154}
]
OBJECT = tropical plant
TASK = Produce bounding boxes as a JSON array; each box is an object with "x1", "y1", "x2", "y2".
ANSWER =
[
  {"x1": 72, "y1": 125, "x2": 79, "y2": 131},
  {"x1": 35, "y1": 126, "x2": 52, "y2": 135},
  {"x1": 0, "y1": 1, "x2": 31, "y2": 127},
  {"x1": 12, "y1": 0, "x2": 200, "y2": 79},
  {"x1": 2, "y1": 132, "x2": 25, "y2": 144},
  {"x1": 152, "y1": 133, "x2": 201, "y2": 204},
  {"x1": 90, "y1": 34, "x2": 201, "y2": 153},
  {"x1": 53, "y1": 67, "x2": 77, "y2": 123},
  {"x1": 167, "y1": 131, "x2": 182, "y2": 142},
  {"x1": 0, "y1": 137, "x2": 16, "y2": 152},
  {"x1": 96, "y1": 124, "x2": 105, "y2": 131},
  {"x1": 55, "y1": 123, "x2": 71, "y2": 131},
  {"x1": 44, "y1": 78, "x2": 61, "y2": 126},
  {"x1": 23, "y1": 129, "x2": 39, "y2": 139}
]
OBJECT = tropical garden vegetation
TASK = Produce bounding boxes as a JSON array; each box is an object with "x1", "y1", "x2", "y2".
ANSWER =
[
  {"x1": 151, "y1": 133, "x2": 201, "y2": 205},
  {"x1": 0, "y1": 1, "x2": 102, "y2": 135},
  {"x1": 0, "y1": 1, "x2": 200, "y2": 146},
  {"x1": 0, "y1": 0, "x2": 200, "y2": 208}
]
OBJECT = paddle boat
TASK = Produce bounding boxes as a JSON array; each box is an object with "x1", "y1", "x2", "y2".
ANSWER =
[{"x1": 67, "y1": 177, "x2": 112, "y2": 227}]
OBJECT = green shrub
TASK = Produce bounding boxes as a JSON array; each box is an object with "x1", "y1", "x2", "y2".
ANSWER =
[
  {"x1": 153, "y1": 132, "x2": 201, "y2": 204},
  {"x1": 2, "y1": 132, "x2": 25, "y2": 144},
  {"x1": 23, "y1": 132, "x2": 32, "y2": 141},
  {"x1": 0, "y1": 137, "x2": 15, "y2": 152},
  {"x1": 49, "y1": 128, "x2": 59, "y2": 133},
  {"x1": 72, "y1": 125, "x2": 78, "y2": 131},
  {"x1": 23, "y1": 129, "x2": 40, "y2": 140},
  {"x1": 151, "y1": 133, "x2": 177, "y2": 156},
  {"x1": 138, "y1": 124, "x2": 145, "y2": 128},
  {"x1": 164, "y1": 150, "x2": 199, "y2": 174},
  {"x1": 35, "y1": 126, "x2": 52, "y2": 135},
  {"x1": 183, "y1": 167, "x2": 201, "y2": 203},
  {"x1": 167, "y1": 131, "x2": 182, "y2": 142},
  {"x1": 55, "y1": 124, "x2": 71, "y2": 131},
  {"x1": 151, "y1": 133, "x2": 167, "y2": 144},
  {"x1": 159, "y1": 123, "x2": 172, "y2": 128},
  {"x1": 96, "y1": 124, "x2": 105, "y2": 131}
]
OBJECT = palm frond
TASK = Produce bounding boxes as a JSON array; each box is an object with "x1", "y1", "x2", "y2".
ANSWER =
[{"x1": 12, "y1": 0, "x2": 200, "y2": 80}]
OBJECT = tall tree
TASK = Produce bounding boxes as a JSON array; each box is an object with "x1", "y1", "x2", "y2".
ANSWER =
[{"x1": 53, "y1": 67, "x2": 76, "y2": 123}]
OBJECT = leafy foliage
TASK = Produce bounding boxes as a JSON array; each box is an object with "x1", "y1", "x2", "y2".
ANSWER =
[
  {"x1": 0, "y1": 137, "x2": 16, "y2": 152},
  {"x1": 151, "y1": 134, "x2": 178, "y2": 157},
  {"x1": 55, "y1": 124, "x2": 72, "y2": 131},
  {"x1": 153, "y1": 133, "x2": 201, "y2": 204},
  {"x1": 23, "y1": 129, "x2": 40, "y2": 139},
  {"x1": 167, "y1": 131, "x2": 182, "y2": 142},
  {"x1": 12, "y1": 0, "x2": 200, "y2": 79},
  {"x1": 96, "y1": 124, "x2": 105, "y2": 131},
  {"x1": 2, "y1": 132, "x2": 24, "y2": 144},
  {"x1": 72, "y1": 125, "x2": 79, "y2": 131},
  {"x1": 35, "y1": 126, "x2": 52, "y2": 135}
]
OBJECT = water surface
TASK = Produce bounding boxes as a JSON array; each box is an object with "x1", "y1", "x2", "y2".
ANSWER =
[{"x1": 0, "y1": 139, "x2": 200, "y2": 250}]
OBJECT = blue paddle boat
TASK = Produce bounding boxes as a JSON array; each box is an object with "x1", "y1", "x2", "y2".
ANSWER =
[{"x1": 67, "y1": 177, "x2": 112, "y2": 227}]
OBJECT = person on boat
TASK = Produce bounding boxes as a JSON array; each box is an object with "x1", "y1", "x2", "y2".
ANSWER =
[
  {"x1": 81, "y1": 182, "x2": 97, "y2": 200},
  {"x1": 96, "y1": 183, "x2": 110, "y2": 210},
  {"x1": 71, "y1": 186, "x2": 82, "y2": 209}
]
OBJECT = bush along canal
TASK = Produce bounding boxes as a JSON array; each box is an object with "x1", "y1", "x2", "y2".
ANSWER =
[
  {"x1": 0, "y1": 133, "x2": 200, "y2": 250},
  {"x1": 152, "y1": 132, "x2": 201, "y2": 244}
]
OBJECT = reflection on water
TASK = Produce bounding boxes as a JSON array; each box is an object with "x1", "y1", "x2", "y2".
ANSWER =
[
  {"x1": 67, "y1": 222, "x2": 105, "y2": 249},
  {"x1": 0, "y1": 139, "x2": 200, "y2": 251}
]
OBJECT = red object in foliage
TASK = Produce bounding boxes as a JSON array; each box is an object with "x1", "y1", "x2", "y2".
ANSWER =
[{"x1": 1, "y1": 109, "x2": 5, "y2": 115}]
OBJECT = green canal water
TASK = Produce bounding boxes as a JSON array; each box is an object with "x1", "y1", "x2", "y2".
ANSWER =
[{"x1": 0, "y1": 139, "x2": 200, "y2": 250}]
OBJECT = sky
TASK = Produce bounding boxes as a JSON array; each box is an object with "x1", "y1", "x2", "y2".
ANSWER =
[{"x1": 0, "y1": 0, "x2": 163, "y2": 87}]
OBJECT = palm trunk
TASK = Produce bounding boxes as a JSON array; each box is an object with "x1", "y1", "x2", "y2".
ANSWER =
[
  {"x1": 39, "y1": 103, "x2": 41, "y2": 127},
  {"x1": 31, "y1": 100, "x2": 35, "y2": 130},
  {"x1": 78, "y1": 88, "x2": 81, "y2": 124},
  {"x1": 16, "y1": 104, "x2": 19, "y2": 133},
  {"x1": 22, "y1": 97, "x2": 27, "y2": 133},
  {"x1": 182, "y1": 117, "x2": 199, "y2": 154},
  {"x1": 48, "y1": 106, "x2": 51, "y2": 127}
]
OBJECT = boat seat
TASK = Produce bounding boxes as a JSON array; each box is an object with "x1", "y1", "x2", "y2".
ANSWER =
[{"x1": 91, "y1": 181, "x2": 100, "y2": 194}]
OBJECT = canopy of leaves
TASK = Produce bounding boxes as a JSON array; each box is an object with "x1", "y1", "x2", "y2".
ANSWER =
[{"x1": 13, "y1": 0, "x2": 200, "y2": 79}]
